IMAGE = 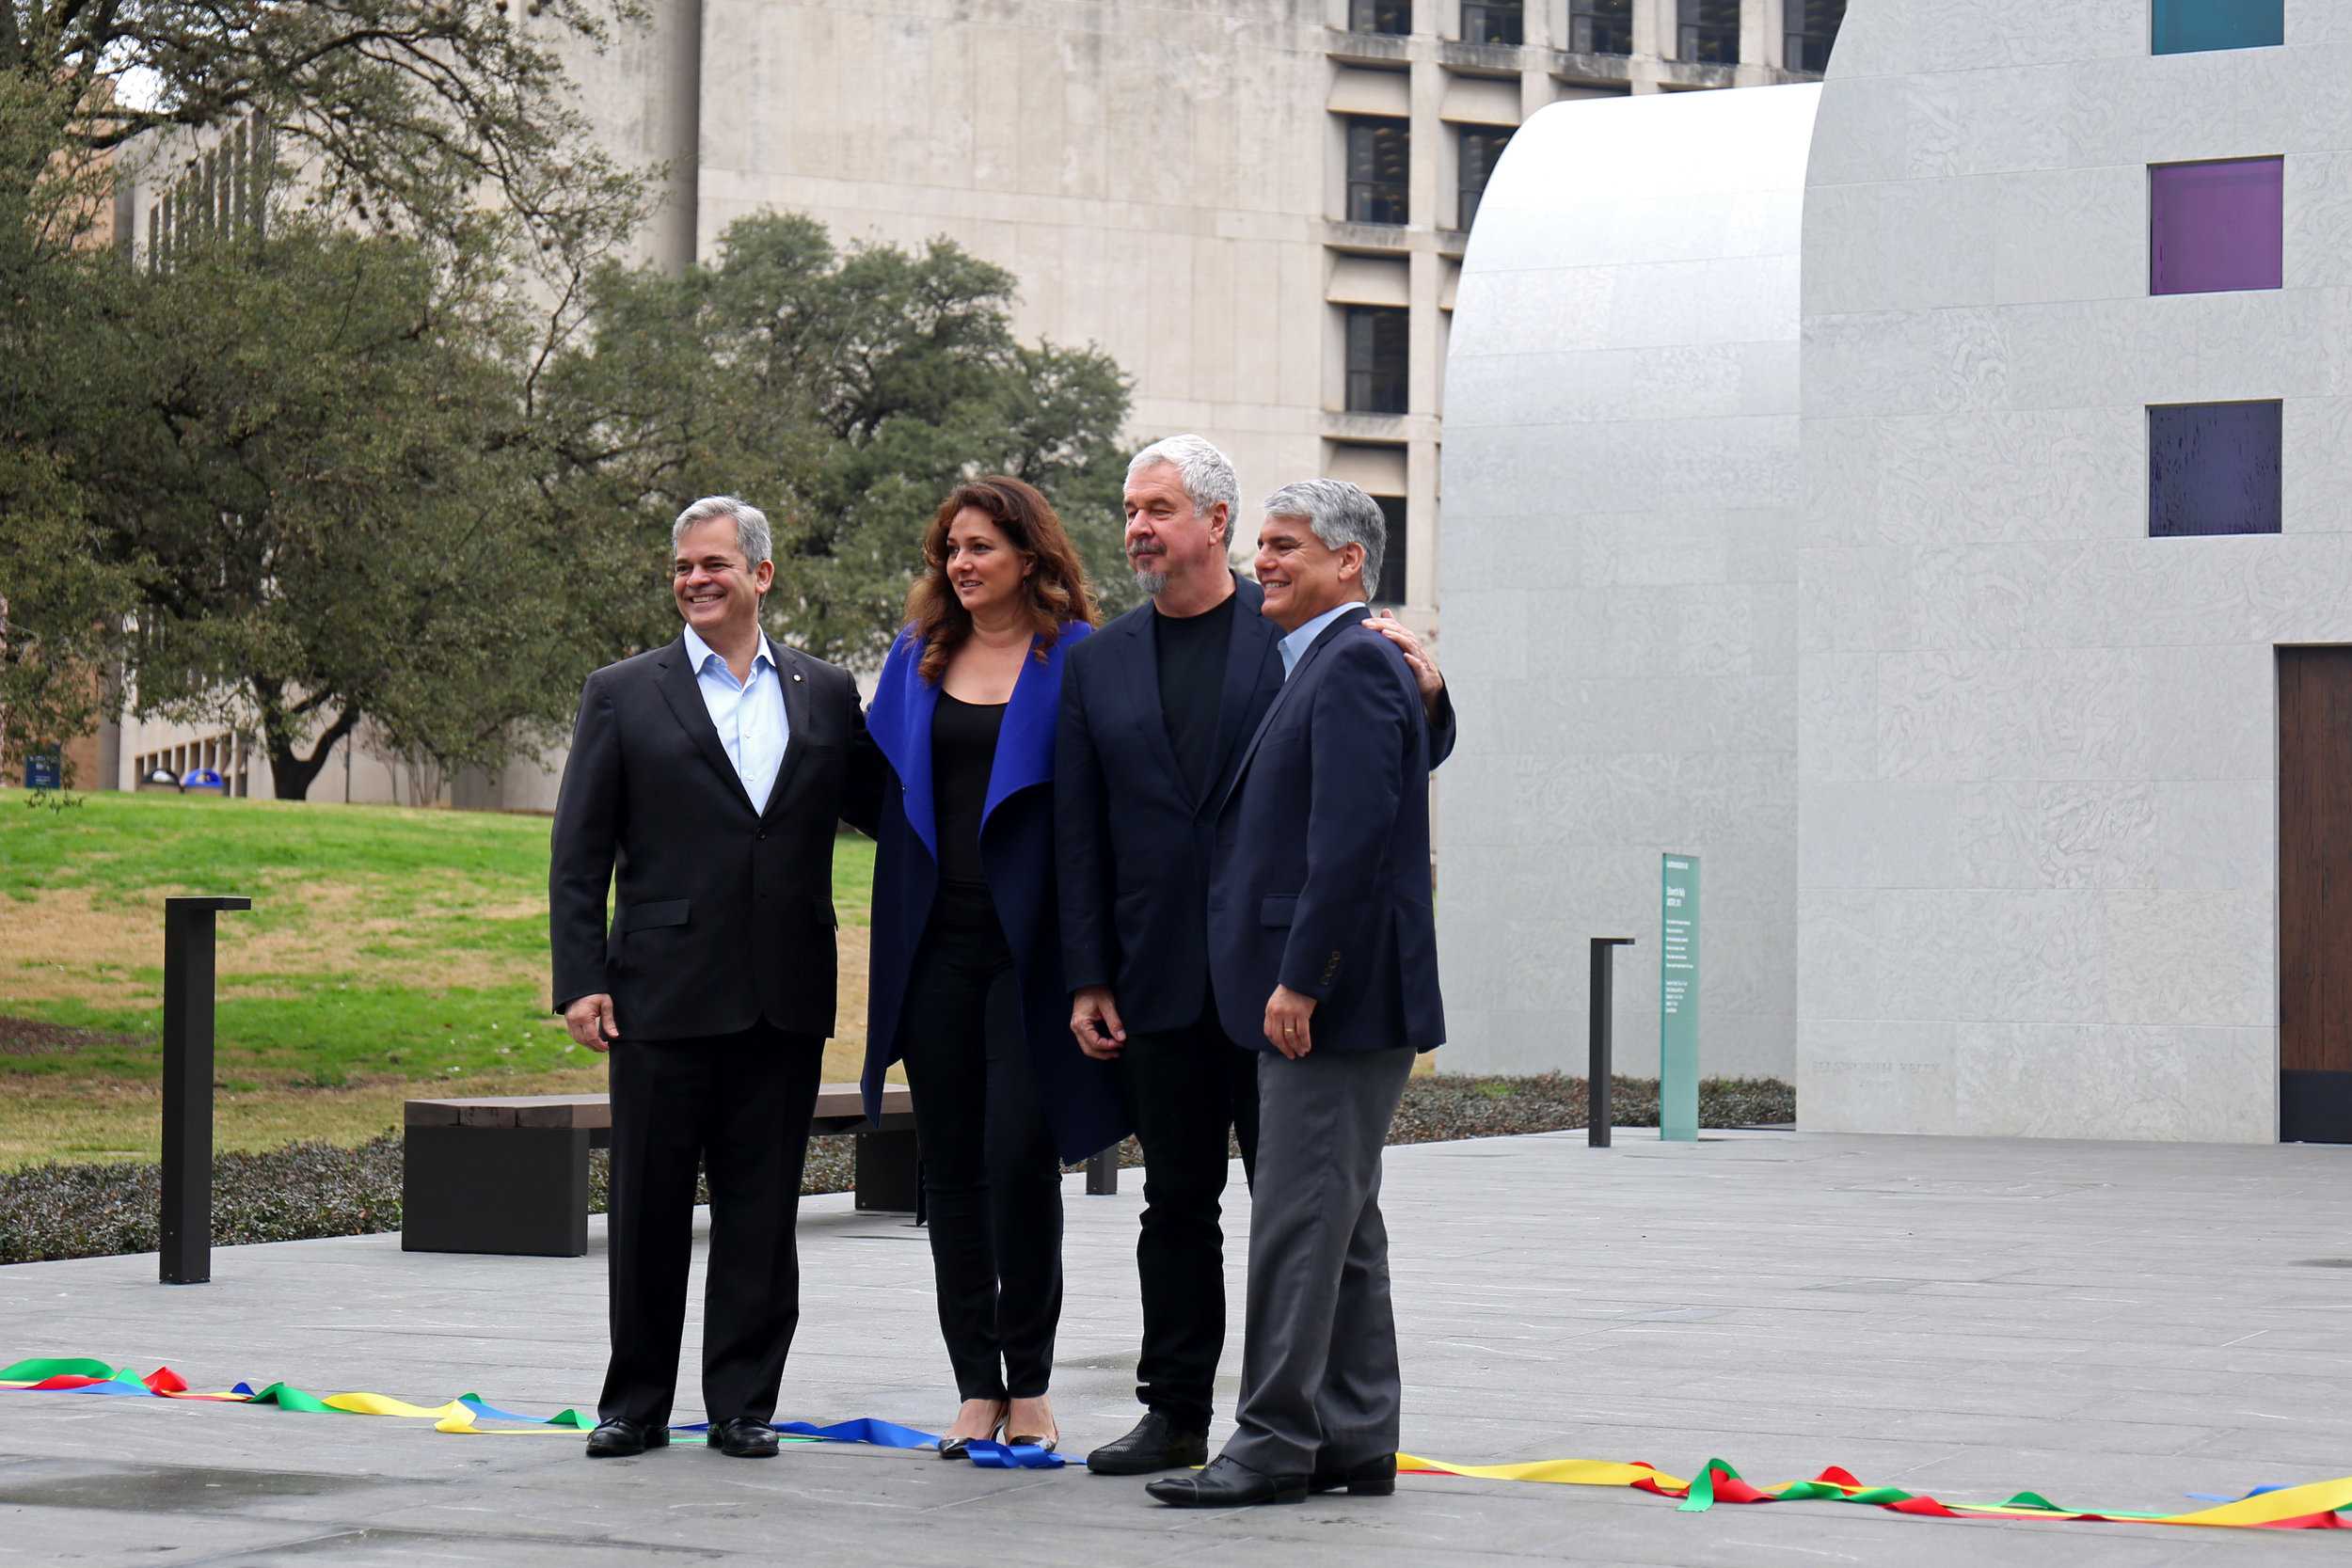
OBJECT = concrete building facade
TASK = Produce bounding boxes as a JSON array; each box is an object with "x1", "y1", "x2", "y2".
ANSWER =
[{"x1": 73, "y1": 0, "x2": 1835, "y2": 806}]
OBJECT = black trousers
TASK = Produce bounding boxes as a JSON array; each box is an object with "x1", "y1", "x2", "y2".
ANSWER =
[
  {"x1": 898, "y1": 882, "x2": 1064, "y2": 1402},
  {"x1": 598, "y1": 1023, "x2": 823, "y2": 1430},
  {"x1": 1119, "y1": 990, "x2": 1261, "y2": 1432}
]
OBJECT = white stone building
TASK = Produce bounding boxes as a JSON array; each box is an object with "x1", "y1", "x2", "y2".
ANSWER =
[
  {"x1": 1444, "y1": 0, "x2": 2348, "y2": 1143},
  {"x1": 1440, "y1": 84, "x2": 1815, "y2": 1085}
]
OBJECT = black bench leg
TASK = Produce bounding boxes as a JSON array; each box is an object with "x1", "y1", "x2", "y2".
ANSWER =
[
  {"x1": 852, "y1": 1128, "x2": 921, "y2": 1215},
  {"x1": 403, "y1": 1127, "x2": 591, "y2": 1257}
]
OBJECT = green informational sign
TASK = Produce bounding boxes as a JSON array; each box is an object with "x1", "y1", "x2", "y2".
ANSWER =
[{"x1": 1660, "y1": 853, "x2": 1699, "y2": 1142}]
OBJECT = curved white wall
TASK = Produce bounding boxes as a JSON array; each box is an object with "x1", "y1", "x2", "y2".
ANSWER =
[
  {"x1": 1796, "y1": 0, "x2": 2352, "y2": 1141},
  {"x1": 1438, "y1": 85, "x2": 1819, "y2": 1083}
]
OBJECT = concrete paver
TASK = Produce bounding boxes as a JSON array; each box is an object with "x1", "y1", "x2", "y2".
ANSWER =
[{"x1": 3, "y1": 1128, "x2": 2349, "y2": 1564}]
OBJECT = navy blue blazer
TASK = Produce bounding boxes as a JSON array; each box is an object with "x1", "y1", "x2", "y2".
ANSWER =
[
  {"x1": 1207, "y1": 605, "x2": 1445, "y2": 1056},
  {"x1": 860, "y1": 622, "x2": 1126, "y2": 1162},
  {"x1": 1057, "y1": 575, "x2": 1455, "y2": 1037}
]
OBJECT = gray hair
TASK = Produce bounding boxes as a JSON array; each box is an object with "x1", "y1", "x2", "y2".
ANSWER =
[
  {"x1": 672, "y1": 495, "x2": 772, "y2": 567},
  {"x1": 1126, "y1": 435, "x2": 1238, "y2": 537},
  {"x1": 1261, "y1": 479, "x2": 1386, "y2": 604}
]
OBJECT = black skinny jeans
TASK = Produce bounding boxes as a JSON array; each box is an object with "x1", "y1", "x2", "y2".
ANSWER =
[{"x1": 897, "y1": 881, "x2": 1065, "y2": 1402}]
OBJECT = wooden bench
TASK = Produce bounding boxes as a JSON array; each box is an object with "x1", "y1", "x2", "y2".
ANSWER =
[{"x1": 401, "y1": 1084, "x2": 917, "y2": 1258}]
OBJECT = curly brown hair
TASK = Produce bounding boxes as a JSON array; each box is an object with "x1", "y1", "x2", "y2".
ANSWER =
[{"x1": 905, "y1": 476, "x2": 1101, "y2": 682}]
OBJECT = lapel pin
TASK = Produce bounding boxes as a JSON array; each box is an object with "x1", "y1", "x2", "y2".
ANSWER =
[{"x1": 792, "y1": 673, "x2": 803, "y2": 682}]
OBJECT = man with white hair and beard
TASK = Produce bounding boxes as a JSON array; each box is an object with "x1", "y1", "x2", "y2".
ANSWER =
[{"x1": 1056, "y1": 437, "x2": 1455, "y2": 1477}]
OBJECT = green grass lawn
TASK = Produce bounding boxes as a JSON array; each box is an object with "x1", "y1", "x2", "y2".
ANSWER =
[{"x1": 0, "y1": 788, "x2": 876, "y2": 1165}]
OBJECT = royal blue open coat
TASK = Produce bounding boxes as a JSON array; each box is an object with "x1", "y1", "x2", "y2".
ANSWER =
[{"x1": 858, "y1": 621, "x2": 1126, "y2": 1163}]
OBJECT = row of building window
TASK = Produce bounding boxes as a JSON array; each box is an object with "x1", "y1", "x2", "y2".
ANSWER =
[
  {"x1": 1346, "y1": 119, "x2": 1515, "y2": 230},
  {"x1": 148, "y1": 115, "x2": 269, "y2": 268},
  {"x1": 1347, "y1": 0, "x2": 1845, "y2": 67},
  {"x1": 2148, "y1": 4, "x2": 2286, "y2": 537}
]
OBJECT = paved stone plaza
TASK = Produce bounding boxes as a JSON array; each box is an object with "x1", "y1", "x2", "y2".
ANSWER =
[{"x1": 2, "y1": 1128, "x2": 2348, "y2": 1565}]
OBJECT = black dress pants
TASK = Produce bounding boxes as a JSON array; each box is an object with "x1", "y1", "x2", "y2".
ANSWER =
[
  {"x1": 1119, "y1": 990, "x2": 1261, "y2": 1433},
  {"x1": 598, "y1": 1023, "x2": 823, "y2": 1430},
  {"x1": 898, "y1": 882, "x2": 1064, "y2": 1402}
]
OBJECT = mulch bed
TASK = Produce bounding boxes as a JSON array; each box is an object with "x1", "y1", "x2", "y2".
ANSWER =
[{"x1": 0, "y1": 1074, "x2": 1793, "y2": 1264}]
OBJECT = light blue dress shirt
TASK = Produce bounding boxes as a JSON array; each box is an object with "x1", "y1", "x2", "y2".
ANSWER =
[
  {"x1": 681, "y1": 623, "x2": 790, "y2": 814},
  {"x1": 1279, "y1": 601, "x2": 1363, "y2": 680}
]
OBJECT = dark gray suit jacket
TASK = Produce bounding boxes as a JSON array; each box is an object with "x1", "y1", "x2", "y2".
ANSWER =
[{"x1": 548, "y1": 633, "x2": 876, "y2": 1042}]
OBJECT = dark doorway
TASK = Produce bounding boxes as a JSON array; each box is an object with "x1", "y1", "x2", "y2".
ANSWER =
[{"x1": 2279, "y1": 646, "x2": 2352, "y2": 1141}]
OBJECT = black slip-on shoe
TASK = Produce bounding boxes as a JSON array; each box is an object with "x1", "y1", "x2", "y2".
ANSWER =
[
  {"x1": 1087, "y1": 1412, "x2": 1210, "y2": 1476},
  {"x1": 1145, "y1": 1454, "x2": 1308, "y2": 1508},
  {"x1": 585, "y1": 1418, "x2": 670, "y2": 1458},
  {"x1": 707, "y1": 1417, "x2": 780, "y2": 1458},
  {"x1": 1309, "y1": 1452, "x2": 1398, "y2": 1496}
]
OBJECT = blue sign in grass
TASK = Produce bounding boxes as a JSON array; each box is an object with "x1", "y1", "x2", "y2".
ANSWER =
[
  {"x1": 25, "y1": 752, "x2": 60, "y2": 790},
  {"x1": 1660, "y1": 854, "x2": 1699, "y2": 1142}
]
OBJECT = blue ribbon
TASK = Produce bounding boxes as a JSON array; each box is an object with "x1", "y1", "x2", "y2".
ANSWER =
[{"x1": 666, "y1": 1416, "x2": 1067, "y2": 1467}]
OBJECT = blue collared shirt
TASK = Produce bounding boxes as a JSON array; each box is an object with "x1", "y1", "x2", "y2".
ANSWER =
[
  {"x1": 682, "y1": 623, "x2": 790, "y2": 814},
  {"x1": 1279, "y1": 601, "x2": 1364, "y2": 680}
]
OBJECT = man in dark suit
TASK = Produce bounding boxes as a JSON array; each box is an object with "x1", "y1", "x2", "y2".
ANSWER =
[
  {"x1": 549, "y1": 495, "x2": 873, "y2": 1461},
  {"x1": 1058, "y1": 439, "x2": 1453, "y2": 1477},
  {"x1": 1146, "y1": 479, "x2": 1444, "y2": 1508}
]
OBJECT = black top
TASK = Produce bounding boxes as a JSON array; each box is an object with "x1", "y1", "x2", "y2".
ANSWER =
[
  {"x1": 1153, "y1": 592, "x2": 1237, "y2": 805},
  {"x1": 932, "y1": 689, "x2": 1007, "y2": 890}
]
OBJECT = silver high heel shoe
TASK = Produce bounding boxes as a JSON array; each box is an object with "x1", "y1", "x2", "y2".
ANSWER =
[
  {"x1": 1007, "y1": 1400, "x2": 1058, "y2": 1453},
  {"x1": 936, "y1": 1404, "x2": 1007, "y2": 1460}
]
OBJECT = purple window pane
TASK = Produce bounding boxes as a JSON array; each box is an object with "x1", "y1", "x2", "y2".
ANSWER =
[
  {"x1": 2151, "y1": 158, "x2": 2283, "y2": 295},
  {"x1": 2148, "y1": 402, "x2": 2280, "y2": 538}
]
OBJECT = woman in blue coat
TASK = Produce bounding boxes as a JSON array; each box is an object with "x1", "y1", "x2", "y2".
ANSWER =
[{"x1": 862, "y1": 475, "x2": 1124, "y2": 1457}]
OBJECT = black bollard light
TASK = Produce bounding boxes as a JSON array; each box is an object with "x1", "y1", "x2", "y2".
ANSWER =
[
  {"x1": 161, "y1": 895, "x2": 252, "y2": 1284},
  {"x1": 1085, "y1": 1147, "x2": 1119, "y2": 1196},
  {"x1": 1588, "y1": 937, "x2": 1635, "y2": 1148}
]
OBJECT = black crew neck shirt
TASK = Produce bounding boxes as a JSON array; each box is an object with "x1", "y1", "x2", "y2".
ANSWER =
[
  {"x1": 1153, "y1": 591, "x2": 1238, "y2": 804},
  {"x1": 932, "y1": 689, "x2": 1006, "y2": 890}
]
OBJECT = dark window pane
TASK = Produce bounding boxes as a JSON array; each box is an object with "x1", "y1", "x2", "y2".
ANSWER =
[
  {"x1": 2153, "y1": 0, "x2": 2282, "y2": 54},
  {"x1": 1460, "y1": 0, "x2": 1522, "y2": 46},
  {"x1": 2151, "y1": 158, "x2": 2283, "y2": 295},
  {"x1": 1373, "y1": 495, "x2": 1408, "y2": 605},
  {"x1": 1677, "y1": 0, "x2": 1740, "y2": 63},
  {"x1": 1784, "y1": 0, "x2": 1844, "y2": 72},
  {"x1": 1567, "y1": 0, "x2": 1633, "y2": 55},
  {"x1": 1347, "y1": 118, "x2": 1410, "y2": 226},
  {"x1": 1346, "y1": 308, "x2": 1410, "y2": 415},
  {"x1": 2148, "y1": 402, "x2": 2281, "y2": 537},
  {"x1": 1350, "y1": 0, "x2": 1412, "y2": 36},
  {"x1": 1457, "y1": 126, "x2": 1513, "y2": 230}
]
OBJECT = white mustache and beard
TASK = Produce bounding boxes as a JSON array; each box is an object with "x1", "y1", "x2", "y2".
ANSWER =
[{"x1": 1129, "y1": 546, "x2": 1168, "y2": 596}]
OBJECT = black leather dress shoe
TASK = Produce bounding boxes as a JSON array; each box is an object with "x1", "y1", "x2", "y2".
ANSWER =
[
  {"x1": 584, "y1": 1418, "x2": 670, "y2": 1458},
  {"x1": 1145, "y1": 1455, "x2": 1307, "y2": 1508},
  {"x1": 1087, "y1": 1412, "x2": 1210, "y2": 1476},
  {"x1": 708, "y1": 1417, "x2": 781, "y2": 1458},
  {"x1": 1309, "y1": 1452, "x2": 1398, "y2": 1496}
]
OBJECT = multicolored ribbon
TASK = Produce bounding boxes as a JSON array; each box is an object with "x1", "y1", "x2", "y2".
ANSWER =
[
  {"x1": 1397, "y1": 1452, "x2": 2352, "y2": 1530},
  {"x1": 8, "y1": 1357, "x2": 2344, "y2": 1525},
  {"x1": 0, "y1": 1357, "x2": 1062, "y2": 1464}
]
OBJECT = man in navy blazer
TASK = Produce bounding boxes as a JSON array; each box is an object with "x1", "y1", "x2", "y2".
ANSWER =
[
  {"x1": 1057, "y1": 437, "x2": 1454, "y2": 1477},
  {"x1": 1147, "y1": 479, "x2": 1443, "y2": 1509}
]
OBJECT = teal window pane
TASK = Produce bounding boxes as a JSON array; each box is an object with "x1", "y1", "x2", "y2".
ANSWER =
[{"x1": 2153, "y1": 0, "x2": 2283, "y2": 54}]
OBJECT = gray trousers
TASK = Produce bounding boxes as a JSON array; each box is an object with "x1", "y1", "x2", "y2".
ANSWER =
[{"x1": 1223, "y1": 1045, "x2": 1416, "y2": 1477}]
